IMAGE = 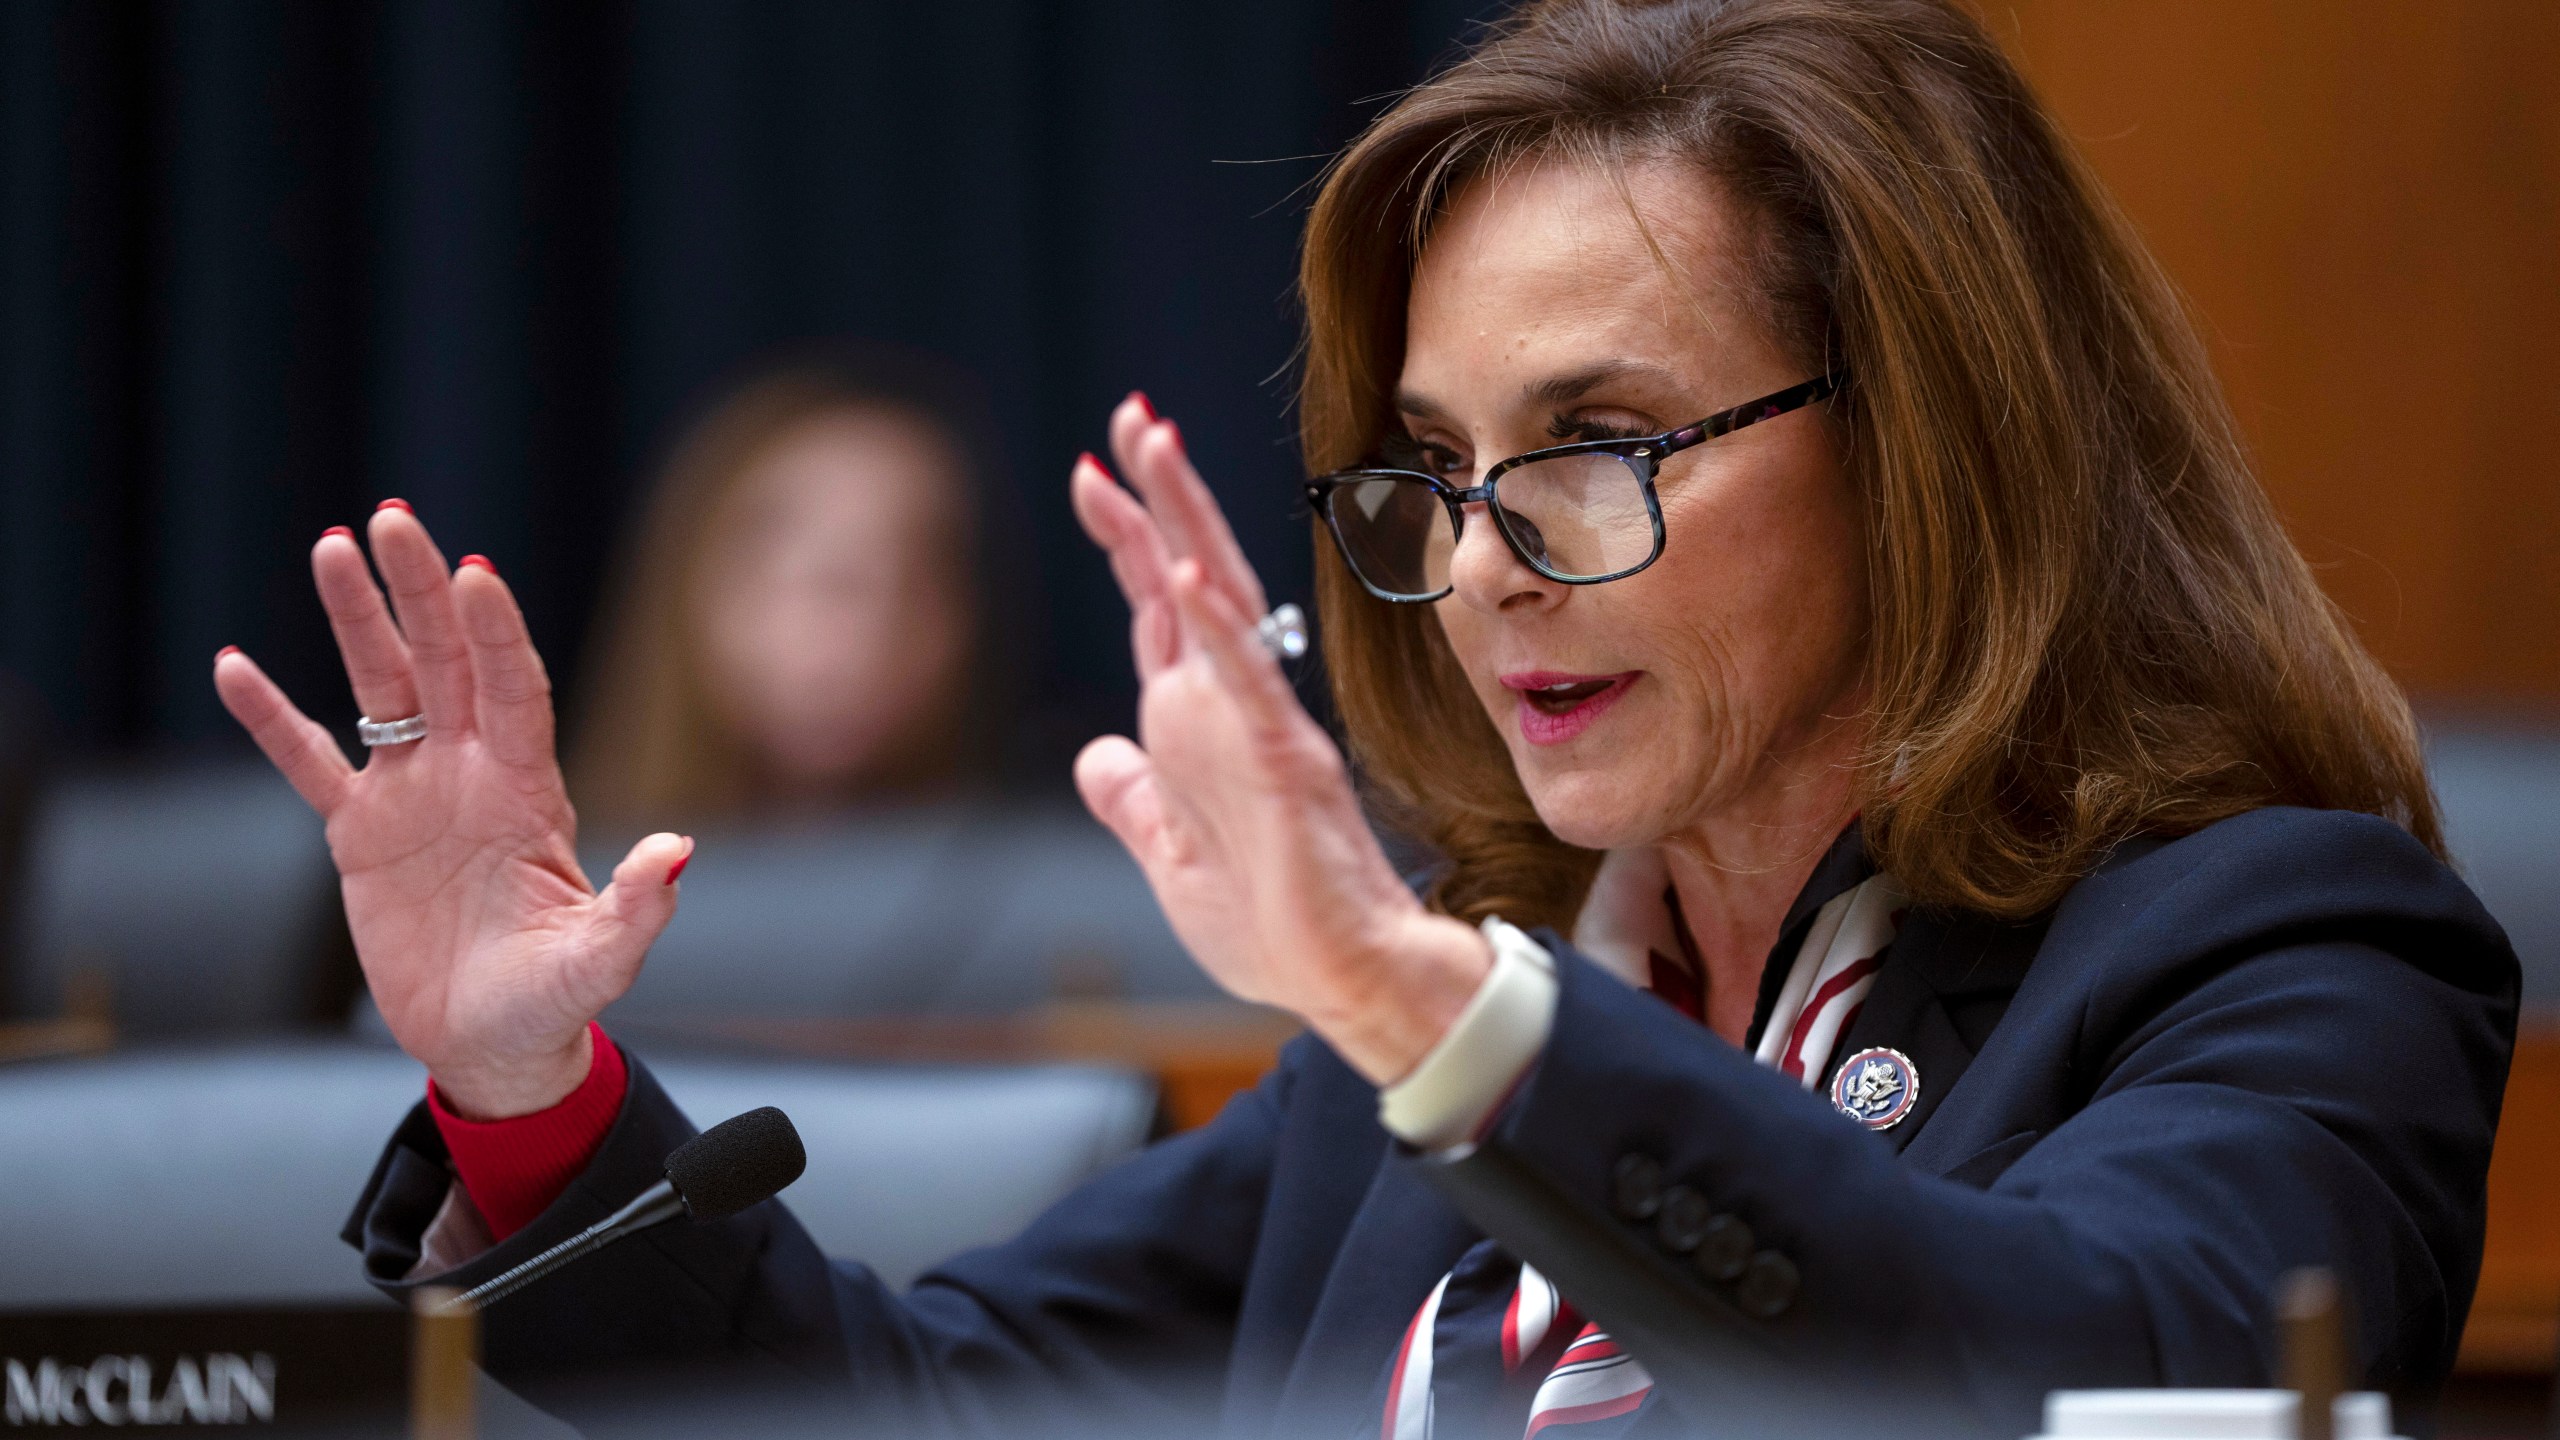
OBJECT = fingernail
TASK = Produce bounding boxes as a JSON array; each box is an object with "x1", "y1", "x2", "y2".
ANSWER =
[
  {"x1": 459, "y1": 554, "x2": 495, "y2": 574},
  {"x1": 215, "y1": 645, "x2": 241, "y2": 662},
  {"x1": 666, "y1": 837, "x2": 695, "y2": 885},
  {"x1": 1129, "y1": 391, "x2": 1157, "y2": 422},
  {"x1": 1165, "y1": 419, "x2": 1183, "y2": 449},
  {"x1": 376, "y1": 498, "x2": 413, "y2": 514},
  {"x1": 321, "y1": 525, "x2": 353, "y2": 540}
]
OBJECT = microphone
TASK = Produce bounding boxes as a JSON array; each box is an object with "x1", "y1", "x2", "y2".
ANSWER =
[{"x1": 437, "y1": 1106, "x2": 806, "y2": 1314}]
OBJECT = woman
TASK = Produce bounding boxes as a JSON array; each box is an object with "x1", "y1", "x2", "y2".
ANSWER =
[
  {"x1": 210, "y1": 1, "x2": 2514, "y2": 1435},
  {"x1": 572, "y1": 351, "x2": 997, "y2": 833}
]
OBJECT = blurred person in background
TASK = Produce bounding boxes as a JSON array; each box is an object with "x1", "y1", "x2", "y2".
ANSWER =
[
  {"x1": 570, "y1": 350, "x2": 1010, "y2": 834},
  {"x1": 549, "y1": 352, "x2": 1207, "y2": 1017},
  {"x1": 312, "y1": 351, "x2": 1129, "y2": 1029}
]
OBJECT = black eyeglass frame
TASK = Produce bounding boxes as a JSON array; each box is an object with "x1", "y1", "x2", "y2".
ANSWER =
[{"x1": 1304, "y1": 369, "x2": 1848, "y2": 603}]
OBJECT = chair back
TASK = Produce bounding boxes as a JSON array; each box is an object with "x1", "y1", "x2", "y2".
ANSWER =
[
  {"x1": 597, "y1": 802, "x2": 1223, "y2": 1023},
  {"x1": 2431, "y1": 727, "x2": 2560, "y2": 1012},
  {"x1": 10, "y1": 763, "x2": 335, "y2": 1035},
  {"x1": 0, "y1": 1043, "x2": 1155, "y2": 1306}
]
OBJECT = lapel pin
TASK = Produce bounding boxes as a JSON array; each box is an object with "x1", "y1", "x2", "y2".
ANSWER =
[{"x1": 1830, "y1": 1047, "x2": 1920, "y2": 1130}]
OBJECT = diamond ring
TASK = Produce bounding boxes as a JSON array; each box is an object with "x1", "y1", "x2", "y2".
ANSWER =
[{"x1": 1256, "y1": 603, "x2": 1308, "y2": 663}]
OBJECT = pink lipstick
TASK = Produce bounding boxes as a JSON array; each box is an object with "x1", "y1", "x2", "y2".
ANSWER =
[{"x1": 1501, "y1": 670, "x2": 1640, "y2": 746}]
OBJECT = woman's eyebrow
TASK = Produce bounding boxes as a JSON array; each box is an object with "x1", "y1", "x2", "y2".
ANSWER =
[
  {"x1": 1522, "y1": 359, "x2": 1685, "y2": 408},
  {"x1": 1391, "y1": 390, "x2": 1453, "y2": 425},
  {"x1": 1393, "y1": 359, "x2": 1686, "y2": 427}
]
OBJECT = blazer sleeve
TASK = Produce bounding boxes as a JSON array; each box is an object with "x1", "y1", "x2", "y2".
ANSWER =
[
  {"x1": 1421, "y1": 808, "x2": 2517, "y2": 1437},
  {"x1": 344, "y1": 1040, "x2": 1300, "y2": 1436}
]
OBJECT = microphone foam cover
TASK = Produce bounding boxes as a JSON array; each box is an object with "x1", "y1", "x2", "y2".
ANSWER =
[{"x1": 665, "y1": 1106, "x2": 807, "y2": 1221}]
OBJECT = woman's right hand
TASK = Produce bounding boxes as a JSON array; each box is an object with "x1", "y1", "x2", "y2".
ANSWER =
[{"x1": 213, "y1": 504, "x2": 692, "y2": 1119}]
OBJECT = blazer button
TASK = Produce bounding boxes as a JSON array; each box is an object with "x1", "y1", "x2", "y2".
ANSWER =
[
  {"x1": 1693, "y1": 1214, "x2": 1754, "y2": 1283},
  {"x1": 1655, "y1": 1186, "x2": 1711, "y2": 1252},
  {"x1": 1735, "y1": 1251, "x2": 1799, "y2": 1319},
  {"x1": 1611, "y1": 1154, "x2": 1664, "y2": 1220}
]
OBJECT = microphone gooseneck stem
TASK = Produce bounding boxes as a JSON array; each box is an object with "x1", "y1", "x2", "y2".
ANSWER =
[
  {"x1": 436, "y1": 1179, "x2": 687, "y2": 1315},
  {"x1": 439, "y1": 1224, "x2": 615, "y2": 1315}
]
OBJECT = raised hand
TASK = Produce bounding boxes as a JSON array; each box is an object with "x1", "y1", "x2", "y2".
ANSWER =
[
  {"x1": 213, "y1": 505, "x2": 691, "y2": 1118},
  {"x1": 1069, "y1": 398, "x2": 1491, "y2": 1084}
]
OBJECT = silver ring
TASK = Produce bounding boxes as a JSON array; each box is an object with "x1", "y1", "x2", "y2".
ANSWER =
[
  {"x1": 357, "y1": 714, "x2": 428, "y2": 747},
  {"x1": 1256, "y1": 603, "x2": 1308, "y2": 663}
]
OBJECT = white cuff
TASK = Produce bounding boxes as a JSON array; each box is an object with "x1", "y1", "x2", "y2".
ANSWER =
[{"x1": 1377, "y1": 916, "x2": 1560, "y2": 1152}]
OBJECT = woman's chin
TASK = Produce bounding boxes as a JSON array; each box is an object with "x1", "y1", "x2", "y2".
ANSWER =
[{"x1": 1523, "y1": 772, "x2": 1670, "y2": 853}]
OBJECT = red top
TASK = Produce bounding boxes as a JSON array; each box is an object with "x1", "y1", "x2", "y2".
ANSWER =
[{"x1": 425, "y1": 1023, "x2": 629, "y2": 1241}]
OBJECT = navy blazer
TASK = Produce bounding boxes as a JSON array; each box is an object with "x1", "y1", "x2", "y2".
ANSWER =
[{"x1": 347, "y1": 807, "x2": 2517, "y2": 1438}]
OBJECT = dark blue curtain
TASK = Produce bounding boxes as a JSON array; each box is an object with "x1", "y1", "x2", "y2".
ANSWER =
[{"x1": 0, "y1": 0, "x2": 1493, "y2": 765}]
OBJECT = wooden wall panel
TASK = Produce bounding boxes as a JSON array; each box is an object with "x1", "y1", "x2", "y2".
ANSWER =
[
  {"x1": 2464, "y1": 1024, "x2": 2560, "y2": 1372},
  {"x1": 1982, "y1": 1, "x2": 2560, "y2": 707}
]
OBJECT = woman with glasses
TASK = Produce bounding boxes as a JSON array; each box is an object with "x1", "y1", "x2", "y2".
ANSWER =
[{"x1": 215, "y1": 0, "x2": 2513, "y2": 1434}]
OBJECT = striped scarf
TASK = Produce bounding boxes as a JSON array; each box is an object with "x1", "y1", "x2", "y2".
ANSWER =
[{"x1": 1379, "y1": 851, "x2": 1904, "y2": 1440}]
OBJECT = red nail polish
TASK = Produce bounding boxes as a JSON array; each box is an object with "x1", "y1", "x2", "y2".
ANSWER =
[
  {"x1": 459, "y1": 554, "x2": 495, "y2": 573},
  {"x1": 666, "y1": 838, "x2": 695, "y2": 885},
  {"x1": 321, "y1": 525, "x2": 354, "y2": 540},
  {"x1": 1130, "y1": 391, "x2": 1157, "y2": 422},
  {"x1": 215, "y1": 645, "x2": 242, "y2": 661},
  {"x1": 376, "y1": 498, "x2": 413, "y2": 514},
  {"x1": 1165, "y1": 419, "x2": 1183, "y2": 449}
]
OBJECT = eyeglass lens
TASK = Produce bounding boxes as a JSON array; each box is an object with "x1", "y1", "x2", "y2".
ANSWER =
[
  {"x1": 1327, "y1": 452, "x2": 1654, "y2": 598},
  {"x1": 1330, "y1": 476, "x2": 1456, "y2": 599},
  {"x1": 1489, "y1": 453, "x2": 1654, "y2": 582}
]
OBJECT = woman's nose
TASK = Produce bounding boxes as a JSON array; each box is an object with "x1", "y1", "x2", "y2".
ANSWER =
[{"x1": 1445, "y1": 500, "x2": 1563, "y2": 615}]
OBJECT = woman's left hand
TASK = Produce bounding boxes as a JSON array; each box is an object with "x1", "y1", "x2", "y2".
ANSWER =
[{"x1": 1069, "y1": 395, "x2": 1491, "y2": 1085}]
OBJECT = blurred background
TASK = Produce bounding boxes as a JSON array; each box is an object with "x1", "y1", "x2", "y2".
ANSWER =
[
  {"x1": 0, "y1": 0, "x2": 2550, "y2": 1433},
  {"x1": 1996, "y1": 5, "x2": 2560, "y2": 1426}
]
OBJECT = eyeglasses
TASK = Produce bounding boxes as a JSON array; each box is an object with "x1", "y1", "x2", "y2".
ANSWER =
[{"x1": 1305, "y1": 370, "x2": 1846, "y2": 603}]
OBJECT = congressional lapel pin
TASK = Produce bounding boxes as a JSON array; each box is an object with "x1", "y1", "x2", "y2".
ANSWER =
[{"x1": 1829, "y1": 1047, "x2": 1919, "y2": 1130}]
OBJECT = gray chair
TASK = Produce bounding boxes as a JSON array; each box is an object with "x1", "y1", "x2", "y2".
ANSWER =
[
  {"x1": 11, "y1": 775, "x2": 1222, "y2": 1039},
  {"x1": 24, "y1": 739, "x2": 2540, "y2": 1038},
  {"x1": 7, "y1": 761, "x2": 337, "y2": 1036},
  {"x1": 592, "y1": 802, "x2": 1228, "y2": 1025},
  {"x1": 2428, "y1": 725, "x2": 2560, "y2": 1012},
  {"x1": 0, "y1": 1042, "x2": 1154, "y2": 1307}
]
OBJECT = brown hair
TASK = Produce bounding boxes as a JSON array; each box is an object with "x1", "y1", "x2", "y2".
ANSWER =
[
  {"x1": 570, "y1": 358, "x2": 984, "y2": 831},
  {"x1": 1302, "y1": 0, "x2": 2442, "y2": 925}
]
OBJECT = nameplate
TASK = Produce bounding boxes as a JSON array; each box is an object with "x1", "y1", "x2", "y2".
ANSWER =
[{"x1": 0, "y1": 1306, "x2": 406, "y2": 1429}]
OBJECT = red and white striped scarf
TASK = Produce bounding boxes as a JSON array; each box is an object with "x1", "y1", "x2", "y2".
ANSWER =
[{"x1": 1382, "y1": 850, "x2": 1904, "y2": 1440}]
